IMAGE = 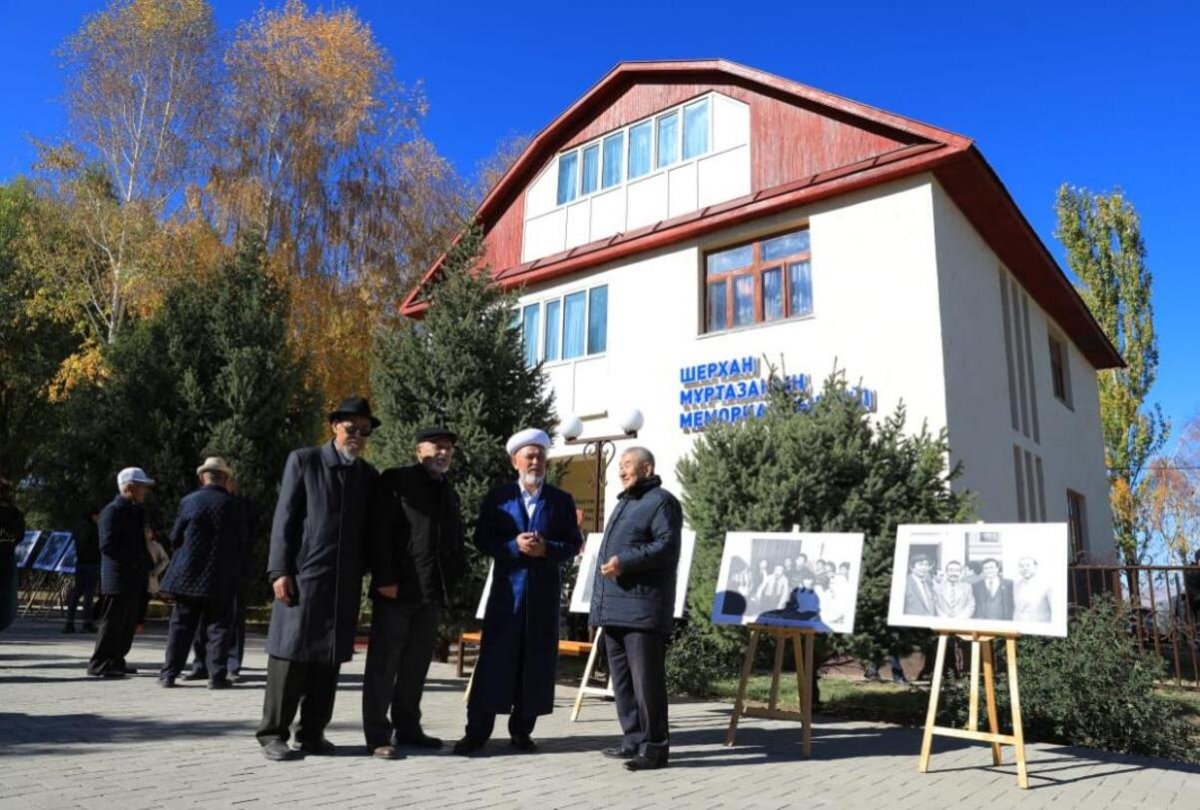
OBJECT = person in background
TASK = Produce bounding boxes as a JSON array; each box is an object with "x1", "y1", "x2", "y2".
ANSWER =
[
  {"x1": 136, "y1": 524, "x2": 171, "y2": 634},
  {"x1": 64, "y1": 508, "x2": 101, "y2": 634},
  {"x1": 0, "y1": 478, "x2": 24, "y2": 634}
]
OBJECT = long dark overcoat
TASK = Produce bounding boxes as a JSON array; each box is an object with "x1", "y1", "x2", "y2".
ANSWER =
[
  {"x1": 160, "y1": 484, "x2": 246, "y2": 602},
  {"x1": 265, "y1": 441, "x2": 377, "y2": 665},
  {"x1": 472, "y1": 481, "x2": 582, "y2": 716}
]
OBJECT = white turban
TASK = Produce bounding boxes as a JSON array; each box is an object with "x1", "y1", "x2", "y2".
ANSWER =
[{"x1": 505, "y1": 428, "x2": 551, "y2": 456}]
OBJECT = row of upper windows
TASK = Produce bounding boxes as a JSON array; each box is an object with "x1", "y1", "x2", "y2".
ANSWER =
[
  {"x1": 555, "y1": 96, "x2": 712, "y2": 206},
  {"x1": 516, "y1": 284, "x2": 608, "y2": 367}
]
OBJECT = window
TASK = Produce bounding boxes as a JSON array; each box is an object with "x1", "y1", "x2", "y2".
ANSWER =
[
  {"x1": 628, "y1": 121, "x2": 651, "y2": 179},
  {"x1": 682, "y1": 98, "x2": 709, "y2": 159},
  {"x1": 656, "y1": 110, "x2": 679, "y2": 168},
  {"x1": 581, "y1": 144, "x2": 599, "y2": 196},
  {"x1": 543, "y1": 299, "x2": 561, "y2": 362},
  {"x1": 1067, "y1": 490, "x2": 1087, "y2": 561},
  {"x1": 521, "y1": 284, "x2": 609, "y2": 367},
  {"x1": 587, "y1": 286, "x2": 608, "y2": 353},
  {"x1": 521, "y1": 304, "x2": 540, "y2": 367},
  {"x1": 563, "y1": 291, "x2": 587, "y2": 359},
  {"x1": 1049, "y1": 335, "x2": 1072, "y2": 407},
  {"x1": 602, "y1": 133, "x2": 623, "y2": 189},
  {"x1": 557, "y1": 151, "x2": 578, "y2": 205},
  {"x1": 704, "y1": 229, "x2": 813, "y2": 333}
]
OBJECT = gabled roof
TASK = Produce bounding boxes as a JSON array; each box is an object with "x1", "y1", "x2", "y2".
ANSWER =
[{"x1": 401, "y1": 59, "x2": 1122, "y2": 370}]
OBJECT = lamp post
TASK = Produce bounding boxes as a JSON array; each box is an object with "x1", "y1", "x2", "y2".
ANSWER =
[{"x1": 561, "y1": 409, "x2": 644, "y2": 533}]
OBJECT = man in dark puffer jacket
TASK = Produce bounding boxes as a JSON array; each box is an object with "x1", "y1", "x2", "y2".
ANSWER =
[
  {"x1": 588, "y1": 446, "x2": 682, "y2": 771},
  {"x1": 158, "y1": 457, "x2": 246, "y2": 688}
]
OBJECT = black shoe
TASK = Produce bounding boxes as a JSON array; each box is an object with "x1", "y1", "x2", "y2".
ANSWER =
[
  {"x1": 624, "y1": 754, "x2": 668, "y2": 771},
  {"x1": 262, "y1": 740, "x2": 303, "y2": 762},
  {"x1": 158, "y1": 676, "x2": 176, "y2": 688},
  {"x1": 122, "y1": 666, "x2": 138, "y2": 675},
  {"x1": 452, "y1": 736, "x2": 486, "y2": 757},
  {"x1": 393, "y1": 731, "x2": 443, "y2": 749},
  {"x1": 88, "y1": 669, "x2": 126, "y2": 679},
  {"x1": 209, "y1": 678, "x2": 233, "y2": 690},
  {"x1": 510, "y1": 735, "x2": 538, "y2": 753},
  {"x1": 63, "y1": 624, "x2": 77, "y2": 634},
  {"x1": 602, "y1": 747, "x2": 636, "y2": 760},
  {"x1": 182, "y1": 669, "x2": 208, "y2": 682},
  {"x1": 297, "y1": 738, "x2": 337, "y2": 756}
]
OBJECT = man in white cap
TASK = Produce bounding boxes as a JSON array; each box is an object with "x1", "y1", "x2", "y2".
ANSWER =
[
  {"x1": 453, "y1": 428, "x2": 583, "y2": 756},
  {"x1": 158, "y1": 457, "x2": 247, "y2": 688},
  {"x1": 88, "y1": 466, "x2": 155, "y2": 677}
]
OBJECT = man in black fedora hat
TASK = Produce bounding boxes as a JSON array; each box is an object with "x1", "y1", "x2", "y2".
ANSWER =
[
  {"x1": 256, "y1": 396, "x2": 380, "y2": 761},
  {"x1": 361, "y1": 425, "x2": 466, "y2": 759}
]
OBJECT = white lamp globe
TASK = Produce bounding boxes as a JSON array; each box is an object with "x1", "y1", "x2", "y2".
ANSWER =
[
  {"x1": 560, "y1": 415, "x2": 585, "y2": 441},
  {"x1": 618, "y1": 408, "x2": 644, "y2": 435}
]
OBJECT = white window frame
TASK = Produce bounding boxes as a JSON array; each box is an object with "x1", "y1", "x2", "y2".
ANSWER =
[{"x1": 517, "y1": 282, "x2": 610, "y2": 369}]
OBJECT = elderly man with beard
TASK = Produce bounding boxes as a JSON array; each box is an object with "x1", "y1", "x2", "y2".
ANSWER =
[
  {"x1": 362, "y1": 426, "x2": 466, "y2": 760},
  {"x1": 453, "y1": 428, "x2": 583, "y2": 756},
  {"x1": 589, "y1": 447, "x2": 682, "y2": 771},
  {"x1": 256, "y1": 397, "x2": 380, "y2": 762}
]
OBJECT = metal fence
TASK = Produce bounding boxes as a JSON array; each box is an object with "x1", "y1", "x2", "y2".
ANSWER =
[{"x1": 1069, "y1": 564, "x2": 1200, "y2": 688}]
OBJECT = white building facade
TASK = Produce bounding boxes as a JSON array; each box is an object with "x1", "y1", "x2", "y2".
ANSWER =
[{"x1": 404, "y1": 60, "x2": 1119, "y2": 562}]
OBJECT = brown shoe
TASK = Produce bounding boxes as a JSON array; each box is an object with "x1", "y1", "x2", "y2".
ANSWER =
[{"x1": 370, "y1": 745, "x2": 404, "y2": 760}]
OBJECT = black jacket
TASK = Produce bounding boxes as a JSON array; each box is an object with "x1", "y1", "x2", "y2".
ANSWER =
[
  {"x1": 265, "y1": 441, "x2": 377, "y2": 664},
  {"x1": 588, "y1": 475, "x2": 683, "y2": 634},
  {"x1": 0, "y1": 504, "x2": 24, "y2": 581},
  {"x1": 75, "y1": 518, "x2": 100, "y2": 565},
  {"x1": 369, "y1": 463, "x2": 465, "y2": 606},
  {"x1": 98, "y1": 495, "x2": 151, "y2": 595},
  {"x1": 161, "y1": 484, "x2": 247, "y2": 601}
]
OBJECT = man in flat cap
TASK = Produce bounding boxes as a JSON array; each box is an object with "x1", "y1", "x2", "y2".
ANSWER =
[
  {"x1": 362, "y1": 426, "x2": 466, "y2": 759},
  {"x1": 453, "y1": 428, "x2": 583, "y2": 755},
  {"x1": 256, "y1": 397, "x2": 380, "y2": 761},
  {"x1": 88, "y1": 467, "x2": 155, "y2": 678},
  {"x1": 158, "y1": 457, "x2": 247, "y2": 689}
]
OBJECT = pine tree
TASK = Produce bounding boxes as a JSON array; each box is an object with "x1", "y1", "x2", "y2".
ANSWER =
[{"x1": 370, "y1": 225, "x2": 556, "y2": 639}]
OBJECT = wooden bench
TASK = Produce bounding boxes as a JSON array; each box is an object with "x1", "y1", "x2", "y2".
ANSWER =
[{"x1": 456, "y1": 631, "x2": 592, "y2": 677}]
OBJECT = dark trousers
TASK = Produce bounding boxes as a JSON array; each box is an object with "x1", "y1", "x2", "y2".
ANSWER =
[
  {"x1": 162, "y1": 595, "x2": 233, "y2": 681},
  {"x1": 190, "y1": 593, "x2": 244, "y2": 674},
  {"x1": 604, "y1": 626, "x2": 669, "y2": 761},
  {"x1": 362, "y1": 600, "x2": 441, "y2": 748},
  {"x1": 88, "y1": 591, "x2": 141, "y2": 675},
  {"x1": 257, "y1": 655, "x2": 341, "y2": 746},
  {"x1": 66, "y1": 564, "x2": 100, "y2": 626},
  {"x1": 465, "y1": 619, "x2": 537, "y2": 742}
]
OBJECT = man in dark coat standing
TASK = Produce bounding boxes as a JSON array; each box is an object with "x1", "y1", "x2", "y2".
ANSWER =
[
  {"x1": 88, "y1": 467, "x2": 155, "y2": 677},
  {"x1": 362, "y1": 426, "x2": 466, "y2": 759},
  {"x1": 589, "y1": 447, "x2": 682, "y2": 771},
  {"x1": 158, "y1": 457, "x2": 247, "y2": 688},
  {"x1": 256, "y1": 397, "x2": 380, "y2": 762},
  {"x1": 64, "y1": 507, "x2": 101, "y2": 633},
  {"x1": 453, "y1": 428, "x2": 583, "y2": 756}
]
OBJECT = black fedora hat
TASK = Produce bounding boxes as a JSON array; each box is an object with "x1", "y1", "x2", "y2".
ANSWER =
[{"x1": 328, "y1": 396, "x2": 382, "y2": 428}]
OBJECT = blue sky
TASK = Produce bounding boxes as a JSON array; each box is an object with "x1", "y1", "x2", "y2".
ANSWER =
[{"x1": 2, "y1": 1, "x2": 1197, "y2": 446}]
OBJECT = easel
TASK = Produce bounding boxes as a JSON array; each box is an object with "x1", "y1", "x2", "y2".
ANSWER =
[
  {"x1": 724, "y1": 624, "x2": 814, "y2": 757},
  {"x1": 919, "y1": 631, "x2": 1028, "y2": 789},
  {"x1": 570, "y1": 626, "x2": 615, "y2": 721}
]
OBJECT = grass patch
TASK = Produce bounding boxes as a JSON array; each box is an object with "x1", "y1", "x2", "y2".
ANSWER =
[{"x1": 711, "y1": 673, "x2": 928, "y2": 726}]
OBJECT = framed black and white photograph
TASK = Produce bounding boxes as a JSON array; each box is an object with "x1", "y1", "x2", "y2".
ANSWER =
[
  {"x1": 14, "y1": 531, "x2": 43, "y2": 569},
  {"x1": 887, "y1": 523, "x2": 1068, "y2": 637},
  {"x1": 712, "y1": 532, "x2": 865, "y2": 633},
  {"x1": 569, "y1": 530, "x2": 696, "y2": 617},
  {"x1": 30, "y1": 531, "x2": 73, "y2": 573}
]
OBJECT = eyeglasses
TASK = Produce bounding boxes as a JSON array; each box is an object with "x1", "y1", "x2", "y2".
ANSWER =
[{"x1": 340, "y1": 422, "x2": 373, "y2": 438}]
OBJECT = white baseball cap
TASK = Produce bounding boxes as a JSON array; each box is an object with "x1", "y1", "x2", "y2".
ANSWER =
[{"x1": 117, "y1": 467, "x2": 156, "y2": 489}]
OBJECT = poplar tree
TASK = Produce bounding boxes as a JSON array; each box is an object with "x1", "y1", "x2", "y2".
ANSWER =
[{"x1": 1054, "y1": 186, "x2": 1167, "y2": 564}]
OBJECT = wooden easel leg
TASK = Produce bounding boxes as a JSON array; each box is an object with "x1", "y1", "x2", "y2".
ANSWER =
[
  {"x1": 1006, "y1": 637, "x2": 1028, "y2": 789},
  {"x1": 571, "y1": 627, "x2": 605, "y2": 722},
  {"x1": 768, "y1": 633, "x2": 786, "y2": 712},
  {"x1": 801, "y1": 631, "x2": 814, "y2": 759},
  {"x1": 725, "y1": 628, "x2": 760, "y2": 746},
  {"x1": 967, "y1": 638, "x2": 980, "y2": 732},
  {"x1": 981, "y1": 639, "x2": 1002, "y2": 766},
  {"x1": 918, "y1": 634, "x2": 949, "y2": 773},
  {"x1": 463, "y1": 666, "x2": 475, "y2": 704}
]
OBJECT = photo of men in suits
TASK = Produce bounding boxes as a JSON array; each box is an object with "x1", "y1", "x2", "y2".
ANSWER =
[
  {"x1": 902, "y1": 553, "x2": 937, "y2": 616},
  {"x1": 971, "y1": 558, "x2": 1014, "y2": 620}
]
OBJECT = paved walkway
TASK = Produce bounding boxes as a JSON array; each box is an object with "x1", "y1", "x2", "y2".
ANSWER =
[{"x1": 1, "y1": 618, "x2": 1197, "y2": 809}]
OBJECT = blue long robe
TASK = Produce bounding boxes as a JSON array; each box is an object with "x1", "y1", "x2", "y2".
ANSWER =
[{"x1": 471, "y1": 481, "x2": 582, "y2": 716}]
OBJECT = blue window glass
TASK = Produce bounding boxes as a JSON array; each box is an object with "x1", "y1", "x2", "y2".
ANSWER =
[
  {"x1": 733, "y1": 275, "x2": 755, "y2": 327},
  {"x1": 587, "y1": 286, "x2": 608, "y2": 354},
  {"x1": 788, "y1": 260, "x2": 813, "y2": 316},
  {"x1": 628, "y1": 121, "x2": 652, "y2": 179},
  {"x1": 706, "y1": 244, "x2": 753, "y2": 276},
  {"x1": 563, "y1": 291, "x2": 586, "y2": 359},
  {"x1": 707, "y1": 281, "x2": 727, "y2": 331},
  {"x1": 656, "y1": 111, "x2": 679, "y2": 168},
  {"x1": 683, "y1": 98, "x2": 710, "y2": 159},
  {"x1": 602, "y1": 133, "x2": 623, "y2": 189},
  {"x1": 521, "y1": 304, "x2": 540, "y2": 367},
  {"x1": 581, "y1": 144, "x2": 599, "y2": 196},
  {"x1": 543, "y1": 299, "x2": 561, "y2": 361},
  {"x1": 762, "y1": 229, "x2": 810, "y2": 260},
  {"x1": 762, "y1": 267, "x2": 783, "y2": 321},
  {"x1": 556, "y1": 151, "x2": 578, "y2": 205}
]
